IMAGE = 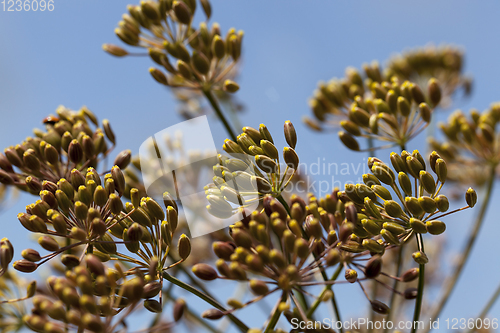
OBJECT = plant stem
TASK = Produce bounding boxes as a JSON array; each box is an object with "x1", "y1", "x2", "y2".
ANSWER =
[
  {"x1": 384, "y1": 245, "x2": 404, "y2": 333},
  {"x1": 466, "y1": 280, "x2": 500, "y2": 333},
  {"x1": 162, "y1": 272, "x2": 249, "y2": 333},
  {"x1": 412, "y1": 233, "x2": 425, "y2": 333},
  {"x1": 306, "y1": 264, "x2": 343, "y2": 318},
  {"x1": 425, "y1": 165, "x2": 496, "y2": 331},
  {"x1": 203, "y1": 89, "x2": 238, "y2": 141},
  {"x1": 265, "y1": 291, "x2": 287, "y2": 333}
]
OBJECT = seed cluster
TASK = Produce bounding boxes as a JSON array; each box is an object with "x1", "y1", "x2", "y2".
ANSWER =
[
  {"x1": 206, "y1": 121, "x2": 299, "y2": 219},
  {"x1": 430, "y1": 103, "x2": 500, "y2": 185},
  {"x1": 305, "y1": 63, "x2": 442, "y2": 150},
  {"x1": 104, "y1": 0, "x2": 242, "y2": 94}
]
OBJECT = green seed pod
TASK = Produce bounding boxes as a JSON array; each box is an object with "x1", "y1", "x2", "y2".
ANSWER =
[
  {"x1": 349, "y1": 106, "x2": 371, "y2": 127},
  {"x1": 406, "y1": 156, "x2": 424, "y2": 179},
  {"x1": 283, "y1": 147, "x2": 299, "y2": 170},
  {"x1": 419, "y1": 171, "x2": 436, "y2": 194},
  {"x1": 13, "y1": 259, "x2": 38, "y2": 273},
  {"x1": 212, "y1": 35, "x2": 225, "y2": 59},
  {"x1": 409, "y1": 218, "x2": 427, "y2": 234},
  {"x1": 435, "y1": 158, "x2": 447, "y2": 183},
  {"x1": 380, "y1": 228, "x2": 400, "y2": 245},
  {"x1": 427, "y1": 78, "x2": 441, "y2": 106},
  {"x1": 77, "y1": 185, "x2": 92, "y2": 207},
  {"x1": 73, "y1": 201, "x2": 87, "y2": 221},
  {"x1": 269, "y1": 249, "x2": 286, "y2": 269},
  {"x1": 58, "y1": 178, "x2": 74, "y2": 200},
  {"x1": 345, "y1": 269, "x2": 358, "y2": 283},
  {"x1": 435, "y1": 194, "x2": 449, "y2": 212},
  {"x1": 370, "y1": 300, "x2": 390, "y2": 315},
  {"x1": 202, "y1": 309, "x2": 224, "y2": 320},
  {"x1": 21, "y1": 249, "x2": 41, "y2": 262},
  {"x1": 281, "y1": 120, "x2": 297, "y2": 149},
  {"x1": 382, "y1": 221, "x2": 405, "y2": 236},
  {"x1": 142, "y1": 281, "x2": 162, "y2": 299},
  {"x1": 81, "y1": 135, "x2": 95, "y2": 158},
  {"x1": 325, "y1": 249, "x2": 340, "y2": 266},
  {"x1": 364, "y1": 197, "x2": 382, "y2": 219},
  {"x1": 172, "y1": 298, "x2": 186, "y2": 322},
  {"x1": 127, "y1": 222, "x2": 143, "y2": 242},
  {"x1": 419, "y1": 196, "x2": 437, "y2": 214},
  {"x1": 255, "y1": 155, "x2": 278, "y2": 174},
  {"x1": 365, "y1": 255, "x2": 382, "y2": 278},
  {"x1": 22, "y1": 149, "x2": 40, "y2": 172},
  {"x1": 401, "y1": 268, "x2": 419, "y2": 282},
  {"x1": 149, "y1": 67, "x2": 168, "y2": 85},
  {"x1": 248, "y1": 279, "x2": 269, "y2": 296},
  {"x1": 173, "y1": 0, "x2": 192, "y2": 24},
  {"x1": 70, "y1": 169, "x2": 86, "y2": 190},
  {"x1": 371, "y1": 185, "x2": 392, "y2": 201},
  {"x1": 260, "y1": 140, "x2": 279, "y2": 159},
  {"x1": 38, "y1": 235, "x2": 59, "y2": 252},
  {"x1": 361, "y1": 218, "x2": 381, "y2": 235},
  {"x1": 384, "y1": 200, "x2": 403, "y2": 218},
  {"x1": 123, "y1": 229, "x2": 140, "y2": 253},
  {"x1": 390, "y1": 152, "x2": 407, "y2": 173},
  {"x1": 94, "y1": 233, "x2": 117, "y2": 254},
  {"x1": 293, "y1": 238, "x2": 310, "y2": 259},
  {"x1": 371, "y1": 165, "x2": 394, "y2": 185},
  {"x1": 69, "y1": 227, "x2": 87, "y2": 241},
  {"x1": 426, "y1": 220, "x2": 446, "y2": 235},
  {"x1": 93, "y1": 186, "x2": 107, "y2": 207},
  {"x1": 339, "y1": 131, "x2": 360, "y2": 151},
  {"x1": 362, "y1": 239, "x2": 384, "y2": 254},
  {"x1": 213, "y1": 242, "x2": 234, "y2": 261},
  {"x1": 412, "y1": 251, "x2": 428, "y2": 265},
  {"x1": 465, "y1": 187, "x2": 477, "y2": 208},
  {"x1": 405, "y1": 197, "x2": 424, "y2": 217},
  {"x1": 363, "y1": 173, "x2": 381, "y2": 186},
  {"x1": 191, "y1": 51, "x2": 210, "y2": 75},
  {"x1": 61, "y1": 254, "x2": 80, "y2": 268},
  {"x1": 108, "y1": 194, "x2": 123, "y2": 215},
  {"x1": 192, "y1": 263, "x2": 218, "y2": 280},
  {"x1": 397, "y1": 172, "x2": 412, "y2": 196},
  {"x1": 178, "y1": 234, "x2": 191, "y2": 260},
  {"x1": 68, "y1": 140, "x2": 83, "y2": 164},
  {"x1": 223, "y1": 80, "x2": 239, "y2": 93},
  {"x1": 397, "y1": 96, "x2": 411, "y2": 117},
  {"x1": 340, "y1": 120, "x2": 361, "y2": 136},
  {"x1": 102, "y1": 44, "x2": 128, "y2": 57},
  {"x1": 143, "y1": 197, "x2": 164, "y2": 221},
  {"x1": 419, "y1": 103, "x2": 432, "y2": 123}
]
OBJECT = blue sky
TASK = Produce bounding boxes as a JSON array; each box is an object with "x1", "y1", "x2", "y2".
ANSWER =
[{"x1": 0, "y1": 0, "x2": 499, "y2": 330}]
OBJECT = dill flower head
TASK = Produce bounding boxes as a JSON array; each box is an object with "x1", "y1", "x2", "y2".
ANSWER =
[
  {"x1": 305, "y1": 64, "x2": 441, "y2": 151},
  {"x1": 430, "y1": 103, "x2": 500, "y2": 185},
  {"x1": 385, "y1": 45, "x2": 472, "y2": 107},
  {"x1": 104, "y1": 0, "x2": 242, "y2": 94},
  {"x1": 205, "y1": 121, "x2": 299, "y2": 219},
  {"x1": 0, "y1": 106, "x2": 127, "y2": 196},
  {"x1": 194, "y1": 150, "x2": 476, "y2": 322},
  {"x1": 22, "y1": 255, "x2": 178, "y2": 333}
]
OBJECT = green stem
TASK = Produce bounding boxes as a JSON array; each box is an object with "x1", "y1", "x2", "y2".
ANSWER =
[
  {"x1": 162, "y1": 272, "x2": 249, "y2": 333},
  {"x1": 425, "y1": 165, "x2": 496, "y2": 331},
  {"x1": 265, "y1": 291, "x2": 287, "y2": 333},
  {"x1": 87, "y1": 244, "x2": 93, "y2": 254},
  {"x1": 306, "y1": 264, "x2": 343, "y2": 318},
  {"x1": 466, "y1": 280, "x2": 500, "y2": 333},
  {"x1": 384, "y1": 245, "x2": 404, "y2": 333},
  {"x1": 412, "y1": 234, "x2": 425, "y2": 333},
  {"x1": 203, "y1": 89, "x2": 238, "y2": 142}
]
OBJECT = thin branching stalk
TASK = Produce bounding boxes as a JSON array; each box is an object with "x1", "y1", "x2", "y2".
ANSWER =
[
  {"x1": 425, "y1": 165, "x2": 496, "y2": 330},
  {"x1": 412, "y1": 233, "x2": 425, "y2": 333},
  {"x1": 203, "y1": 89, "x2": 238, "y2": 141},
  {"x1": 162, "y1": 272, "x2": 249, "y2": 333}
]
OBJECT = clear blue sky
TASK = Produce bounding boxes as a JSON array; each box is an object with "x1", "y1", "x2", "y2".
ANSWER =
[{"x1": 0, "y1": 0, "x2": 499, "y2": 331}]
